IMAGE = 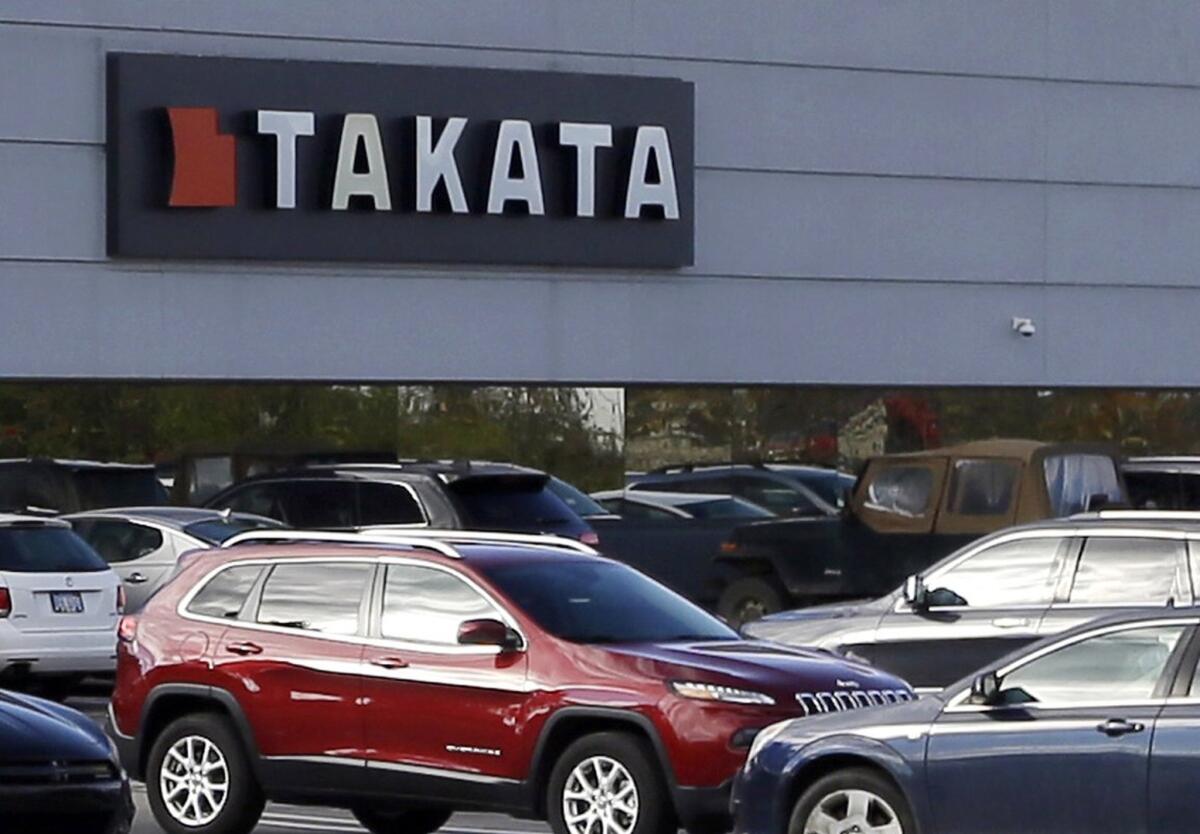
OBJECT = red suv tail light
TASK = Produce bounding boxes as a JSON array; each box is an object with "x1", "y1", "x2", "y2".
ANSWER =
[
  {"x1": 580, "y1": 531, "x2": 600, "y2": 547},
  {"x1": 0, "y1": 588, "x2": 9, "y2": 618},
  {"x1": 118, "y1": 615, "x2": 139, "y2": 643}
]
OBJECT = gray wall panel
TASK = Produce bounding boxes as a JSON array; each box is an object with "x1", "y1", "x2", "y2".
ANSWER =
[{"x1": 0, "y1": 144, "x2": 102, "y2": 260}]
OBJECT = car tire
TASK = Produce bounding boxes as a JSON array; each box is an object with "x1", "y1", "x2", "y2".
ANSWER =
[
  {"x1": 717, "y1": 576, "x2": 785, "y2": 628},
  {"x1": 788, "y1": 768, "x2": 916, "y2": 834},
  {"x1": 352, "y1": 807, "x2": 453, "y2": 834},
  {"x1": 145, "y1": 712, "x2": 265, "y2": 834},
  {"x1": 547, "y1": 731, "x2": 673, "y2": 834}
]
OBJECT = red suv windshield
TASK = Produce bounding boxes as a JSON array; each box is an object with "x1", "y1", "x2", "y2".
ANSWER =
[{"x1": 481, "y1": 560, "x2": 738, "y2": 644}]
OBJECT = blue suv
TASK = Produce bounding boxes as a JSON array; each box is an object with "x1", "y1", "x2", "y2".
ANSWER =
[{"x1": 735, "y1": 610, "x2": 1200, "y2": 834}]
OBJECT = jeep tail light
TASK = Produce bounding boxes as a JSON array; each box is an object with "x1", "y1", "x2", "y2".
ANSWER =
[
  {"x1": 0, "y1": 588, "x2": 9, "y2": 618},
  {"x1": 580, "y1": 531, "x2": 600, "y2": 547},
  {"x1": 116, "y1": 585, "x2": 126, "y2": 614},
  {"x1": 720, "y1": 541, "x2": 740, "y2": 554},
  {"x1": 118, "y1": 615, "x2": 139, "y2": 644}
]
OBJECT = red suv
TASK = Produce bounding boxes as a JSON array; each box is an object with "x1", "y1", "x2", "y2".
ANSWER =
[{"x1": 108, "y1": 531, "x2": 911, "y2": 834}]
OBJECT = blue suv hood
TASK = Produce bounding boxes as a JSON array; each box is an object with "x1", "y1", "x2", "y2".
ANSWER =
[{"x1": 0, "y1": 689, "x2": 111, "y2": 763}]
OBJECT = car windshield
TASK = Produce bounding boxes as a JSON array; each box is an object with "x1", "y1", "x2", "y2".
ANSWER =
[
  {"x1": 0, "y1": 526, "x2": 108, "y2": 572},
  {"x1": 481, "y1": 560, "x2": 738, "y2": 644},
  {"x1": 182, "y1": 516, "x2": 283, "y2": 545},
  {"x1": 547, "y1": 477, "x2": 609, "y2": 517}
]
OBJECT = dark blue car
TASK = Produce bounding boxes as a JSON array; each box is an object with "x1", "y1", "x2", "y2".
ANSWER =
[
  {"x1": 0, "y1": 688, "x2": 134, "y2": 833},
  {"x1": 734, "y1": 611, "x2": 1200, "y2": 834}
]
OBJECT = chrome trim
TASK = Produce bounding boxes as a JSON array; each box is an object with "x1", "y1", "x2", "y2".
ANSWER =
[
  {"x1": 220, "y1": 529, "x2": 460, "y2": 558},
  {"x1": 177, "y1": 555, "x2": 529, "y2": 656},
  {"x1": 944, "y1": 616, "x2": 1200, "y2": 712},
  {"x1": 796, "y1": 688, "x2": 914, "y2": 717},
  {"x1": 263, "y1": 755, "x2": 518, "y2": 785},
  {"x1": 106, "y1": 703, "x2": 134, "y2": 740}
]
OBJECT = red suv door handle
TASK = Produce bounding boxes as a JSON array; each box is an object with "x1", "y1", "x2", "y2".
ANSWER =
[
  {"x1": 370, "y1": 656, "x2": 409, "y2": 670},
  {"x1": 226, "y1": 641, "x2": 263, "y2": 656}
]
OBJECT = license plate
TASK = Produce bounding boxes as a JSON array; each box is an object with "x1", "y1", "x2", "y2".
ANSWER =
[{"x1": 50, "y1": 592, "x2": 84, "y2": 614}]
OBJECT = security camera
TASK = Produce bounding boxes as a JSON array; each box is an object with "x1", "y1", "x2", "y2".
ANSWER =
[{"x1": 1012, "y1": 317, "x2": 1036, "y2": 338}]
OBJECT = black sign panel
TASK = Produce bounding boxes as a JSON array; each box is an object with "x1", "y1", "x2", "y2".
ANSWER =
[{"x1": 106, "y1": 53, "x2": 694, "y2": 268}]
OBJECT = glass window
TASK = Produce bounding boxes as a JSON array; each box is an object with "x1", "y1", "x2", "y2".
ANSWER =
[
  {"x1": 1044, "y1": 454, "x2": 1124, "y2": 516},
  {"x1": 864, "y1": 466, "x2": 934, "y2": 518},
  {"x1": 1181, "y1": 474, "x2": 1200, "y2": 511},
  {"x1": 381, "y1": 565, "x2": 500, "y2": 645},
  {"x1": 611, "y1": 500, "x2": 682, "y2": 522},
  {"x1": 449, "y1": 479, "x2": 581, "y2": 533},
  {"x1": 219, "y1": 484, "x2": 287, "y2": 522},
  {"x1": 283, "y1": 481, "x2": 358, "y2": 528},
  {"x1": 71, "y1": 468, "x2": 167, "y2": 510},
  {"x1": 358, "y1": 482, "x2": 424, "y2": 526},
  {"x1": 547, "y1": 477, "x2": 609, "y2": 518},
  {"x1": 181, "y1": 515, "x2": 283, "y2": 546},
  {"x1": 256, "y1": 562, "x2": 372, "y2": 635},
  {"x1": 480, "y1": 560, "x2": 738, "y2": 644},
  {"x1": 947, "y1": 459, "x2": 1020, "y2": 516},
  {"x1": 187, "y1": 565, "x2": 263, "y2": 620},
  {"x1": 1125, "y1": 471, "x2": 1181, "y2": 510},
  {"x1": 0, "y1": 526, "x2": 108, "y2": 573},
  {"x1": 683, "y1": 498, "x2": 775, "y2": 520},
  {"x1": 934, "y1": 537, "x2": 1064, "y2": 607},
  {"x1": 736, "y1": 477, "x2": 822, "y2": 516},
  {"x1": 1003, "y1": 625, "x2": 1187, "y2": 705},
  {"x1": 72, "y1": 519, "x2": 164, "y2": 564},
  {"x1": 1070, "y1": 538, "x2": 1182, "y2": 605}
]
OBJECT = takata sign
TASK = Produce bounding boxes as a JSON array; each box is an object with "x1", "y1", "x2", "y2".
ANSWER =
[{"x1": 106, "y1": 53, "x2": 694, "y2": 268}]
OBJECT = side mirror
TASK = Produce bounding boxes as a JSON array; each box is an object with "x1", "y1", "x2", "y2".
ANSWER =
[
  {"x1": 457, "y1": 618, "x2": 523, "y2": 652},
  {"x1": 969, "y1": 671, "x2": 1002, "y2": 706},
  {"x1": 903, "y1": 575, "x2": 928, "y2": 610}
]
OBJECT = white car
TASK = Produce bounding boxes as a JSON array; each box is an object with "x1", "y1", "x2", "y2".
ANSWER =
[{"x1": 0, "y1": 514, "x2": 122, "y2": 696}]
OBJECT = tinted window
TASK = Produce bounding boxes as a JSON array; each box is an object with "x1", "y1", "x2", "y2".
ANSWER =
[
  {"x1": 358, "y1": 482, "x2": 424, "y2": 526},
  {"x1": 182, "y1": 516, "x2": 283, "y2": 545},
  {"x1": 736, "y1": 476, "x2": 821, "y2": 516},
  {"x1": 1003, "y1": 625, "x2": 1186, "y2": 705},
  {"x1": 1044, "y1": 454, "x2": 1124, "y2": 516},
  {"x1": 684, "y1": 498, "x2": 774, "y2": 520},
  {"x1": 633, "y1": 476, "x2": 733, "y2": 495},
  {"x1": 865, "y1": 466, "x2": 934, "y2": 517},
  {"x1": 547, "y1": 477, "x2": 609, "y2": 517},
  {"x1": 481, "y1": 560, "x2": 737, "y2": 644},
  {"x1": 0, "y1": 526, "x2": 108, "y2": 573},
  {"x1": 71, "y1": 469, "x2": 167, "y2": 510},
  {"x1": 934, "y1": 537, "x2": 1064, "y2": 607},
  {"x1": 609, "y1": 500, "x2": 681, "y2": 522},
  {"x1": 283, "y1": 481, "x2": 358, "y2": 528},
  {"x1": 1070, "y1": 538, "x2": 1182, "y2": 605},
  {"x1": 450, "y1": 479, "x2": 585, "y2": 534},
  {"x1": 218, "y1": 483, "x2": 287, "y2": 522},
  {"x1": 381, "y1": 565, "x2": 500, "y2": 645},
  {"x1": 947, "y1": 459, "x2": 1019, "y2": 516},
  {"x1": 187, "y1": 565, "x2": 263, "y2": 619},
  {"x1": 1125, "y1": 471, "x2": 1181, "y2": 510},
  {"x1": 72, "y1": 519, "x2": 164, "y2": 564},
  {"x1": 256, "y1": 562, "x2": 371, "y2": 635}
]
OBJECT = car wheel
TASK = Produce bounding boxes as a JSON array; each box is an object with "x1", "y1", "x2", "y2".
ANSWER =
[
  {"x1": 548, "y1": 732, "x2": 673, "y2": 834},
  {"x1": 788, "y1": 768, "x2": 915, "y2": 834},
  {"x1": 718, "y1": 576, "x2": 784, "y2": 627},
  {"x1": 146, "y1": 713, "x2": 264, "y2": 834},
  {"x1": 352, "y1": 807, "x2": 453, "y2": 834}
]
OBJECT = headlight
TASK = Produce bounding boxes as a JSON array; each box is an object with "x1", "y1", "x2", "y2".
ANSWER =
[
  {"x1": 746, "y1": 720, "x2": 791, "y2": 766},
  {"x1": 669, "y1": 681, "x2": 776, "y2": 706}
]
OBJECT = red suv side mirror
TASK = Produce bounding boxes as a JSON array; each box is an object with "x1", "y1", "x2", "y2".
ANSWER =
[{"x1": 458, "y1": 618, "x2": 523, "y2": 652}]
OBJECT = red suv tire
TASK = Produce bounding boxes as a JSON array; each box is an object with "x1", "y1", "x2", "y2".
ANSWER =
[{"x1": 547, "y1": 732, "x2": 673, "y2": 834}]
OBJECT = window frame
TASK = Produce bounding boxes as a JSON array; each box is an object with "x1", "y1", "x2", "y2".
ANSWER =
[{"x1": 1056, "y1": 531, "x2": 1193, "y2": 610}]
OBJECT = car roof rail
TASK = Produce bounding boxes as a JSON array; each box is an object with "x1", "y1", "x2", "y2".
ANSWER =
[
  {"x1": 1070, "y1": 509, "x2": 1200, "y2": 523},
  {"x1": 357, "y1": 526, "x2": 599, "y2": 555},
  {"x1": 219, "y1": 529, "x2": 463, "y2": 559}
]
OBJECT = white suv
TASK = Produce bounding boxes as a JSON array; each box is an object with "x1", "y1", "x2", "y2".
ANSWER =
[{"x1": 0, "y1": 514, "x2": 122, "y2": 696}]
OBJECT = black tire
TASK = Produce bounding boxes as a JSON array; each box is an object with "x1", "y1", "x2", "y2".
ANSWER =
[
  {"x1": 353, "y1": 807, "x2": 453, "y2": 834},
  {"x1": 717, "y1": 576, "x2": 785, "y2": 627},
  {"x1": 788, "y1": 768, "x2": 916, "y2": 834},
  {"x1": 145, "y1": 713, "x2": 265, "y2": 834},
  {"x1": 547, "y1": 732, "x2": 674, "y2": 834}
]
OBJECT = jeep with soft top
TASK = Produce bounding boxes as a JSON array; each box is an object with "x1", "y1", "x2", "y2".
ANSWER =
[{"x1": 714, "y1": 440, "x2": 1127, "y2": 625}]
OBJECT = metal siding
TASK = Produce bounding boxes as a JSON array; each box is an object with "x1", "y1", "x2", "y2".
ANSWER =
[{"x1": 0, "y1": 3, "x2": 1198, "y2": 385}]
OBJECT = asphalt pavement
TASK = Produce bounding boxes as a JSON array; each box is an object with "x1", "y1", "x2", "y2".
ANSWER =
[{"x1": 71, "y1": 693, "x2": 552, "y2": 834}]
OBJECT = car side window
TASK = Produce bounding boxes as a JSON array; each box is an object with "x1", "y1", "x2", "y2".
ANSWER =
[
  {"x1": 220, "y1": 483, "x2": 287, "y2": 522},
  {"x1": 256, "y1": 562, "x2": 372, "y2": 635},
  {"x1": 1002, "y1": 625, "x2": 1188, "y2": 706},
  {"x1": 187, "y1": 565, "x2": 264, "y2": 620},
  {"x1": 932, "y1": 537, "x2": 1065, "y2": 608},
  {"x1": 617, "y1": 501, "x2": 681, "y2": 522},
  {"x1": 946, "y1": 459, "x2": 1020, "y2": 516},
  {"x1": 72, "y1": 519, "x2": 165, "y2": 564},
  {"x1": 864, "y1": 466, "x2": 935, "y2": 518},
  {"x1": 736, "y1": 476, "x2": 819, "y2": 516},
  {"x1": 283, "y1": 481, "x2": 358, "y2": 528},
  {"x1": 358, "y1": 482, "x2": 425, "y2": 526},
  {"x1": 1069, "y1": 537, "x2": 1184, "y2": 606},
  {"x1": 381, "y1": 564, "x2": 501, "y2": 645}
]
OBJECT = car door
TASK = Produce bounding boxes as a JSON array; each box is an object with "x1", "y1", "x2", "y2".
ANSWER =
[
  {"x1": 1148, "y1": 620, "x2": 1200, "y2": 833},
  {"x1": 71, "y1": 518, "x2": 177, "y2": 611},
  {"x1": 927, "y1": 621, "x2": 1191, "y2": 834},
  {"x1": 1037, "y1": 533, "x2": 1190, "y2": 639},
  {"x1": 205, "y1": 559, "x2": 372, "y2": 790},
  {"x1": 360, "y1": 561, "x2": 531, "y2": 796},
  {"x1": 854, "y1": 534, "x2": 1070, "y2": 690}
]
